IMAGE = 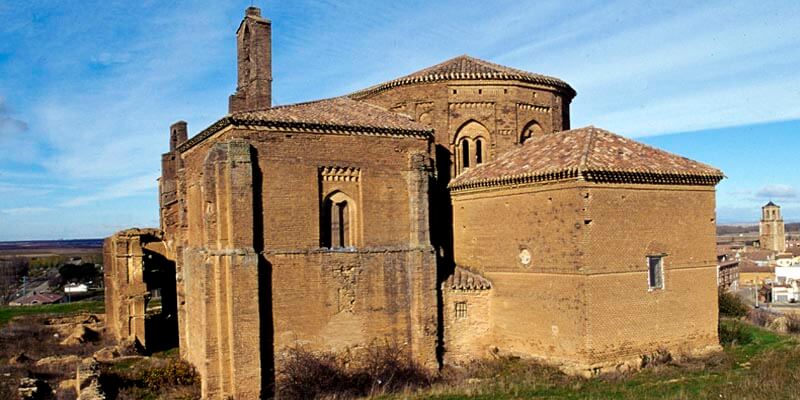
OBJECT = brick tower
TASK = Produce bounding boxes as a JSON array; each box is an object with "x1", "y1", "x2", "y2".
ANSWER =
[
  {"x1": 760, "y1": 201, "x2": 786, "y2": 252},
  {"x1": 229, "y1": 6, "x2": 272, "y2": 113}
]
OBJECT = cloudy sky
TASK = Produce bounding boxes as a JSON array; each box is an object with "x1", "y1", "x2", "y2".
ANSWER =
[{"x1": 0, "y1": 0, "x2": 799, "y2": 240}]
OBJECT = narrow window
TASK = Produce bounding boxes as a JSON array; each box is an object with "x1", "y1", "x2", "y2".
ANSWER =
[
  {"x1": 461, "y1": 140, "x2": 470, "y2": 169},
  {"x1": 647, "y1": 256, "x2": 664, "y2": 290},
  {"x1": 455, "y1": 302, "x2": 467, "y2": 319},
  {"x1": 475, "y1": 139, "x2": 483, "y2": 164}
]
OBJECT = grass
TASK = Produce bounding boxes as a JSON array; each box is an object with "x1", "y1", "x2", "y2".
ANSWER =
[
  {"x1": 379, "y1": 319, "x2": 800, "y2": 400},
  {"x1": 0, "y1": 300, "x2": 104, "y2": 326}
]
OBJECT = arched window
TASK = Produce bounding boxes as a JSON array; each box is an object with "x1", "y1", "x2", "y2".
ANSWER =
[
  {"x1": 461, "y1": 139, "x2": 470, "y2": 169},
  {"x1": 454, "y1": 121, "x2": 490, "y2": 175},
  {"x1": 520, "y1": 120, "x2": 544, "y2": 144},
  {"x1": 321, "y1": 191, "x2": 356, "y2": 249}
]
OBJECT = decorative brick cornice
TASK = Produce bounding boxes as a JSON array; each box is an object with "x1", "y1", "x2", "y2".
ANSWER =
[
  {"x1": 517, "y1": 103, "x2": 551, "y2": 113},
  {"x1": 449, "y1": 167, "x2": 723, "y2": 193},
  {"x1": 348, "y1": 55, "x2": 576, "y2": 100},
  {"x1": 449, "y1": 102, "x2": 494, "y2": 110},
  {"x1": 319, "y1": 166, "x2": 361, "y2": 182}
]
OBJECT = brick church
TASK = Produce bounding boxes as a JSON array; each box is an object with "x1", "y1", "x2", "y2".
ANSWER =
[{"x1": 104, "y1": 7, "x2": 724, "y2": 399}]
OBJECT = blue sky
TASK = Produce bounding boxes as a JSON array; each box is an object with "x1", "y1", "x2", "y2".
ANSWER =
[{"x1": 0, "y1": 0, "x2": 799, "y2": 240}]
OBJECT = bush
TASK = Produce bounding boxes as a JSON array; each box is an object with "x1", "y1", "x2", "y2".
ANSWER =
[
  {"x1": 748, "y1": 308, "x2": 775, "y2": 327},
  {"x1": 786, "y1": 313, "x2": 800, "y2": 334},
  {"x1": 277, "y1": 341, "x2": 432, "y2": 399},
  {"x1": 718, "y1": 290, "x2": 749, "y2": 318},
  {"x1": 139, "y1": 358, "x2": 198, "y2": 391},
  {"x1": 719, "y1": 321, "x2": 752, "y2": 346}
]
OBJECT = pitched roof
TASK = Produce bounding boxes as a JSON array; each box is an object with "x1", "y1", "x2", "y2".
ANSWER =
[
  {"x1": 765, "y1": 201, "x2": 778, "y2": 207},
  {"x1": 449, "y1": 126, "x2": 724, "y2": 191},
  {"x1": 444, "y1": 266, "x2": 492, "y2": 291},
  {"x1": 178, "y1": 97, "x2": 431, "y2": 152},
  {"x1": 349, "y1": 55, "x2": 575, "y2": 99}
]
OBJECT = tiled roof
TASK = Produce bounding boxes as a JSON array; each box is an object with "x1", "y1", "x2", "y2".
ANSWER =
[
  {"x1": 178, "y1": 97, "x2": 432, "y2": 152},
  {"x1": 444, "y1": 266, "x2": 492, "y2": 291},
  {"x1": 10, "y1": 293, "x2": 64, "y2": 305},
  {"x1": 449, "y1": 126, "x2": 724, "y2": 191},
  {"x1": 739, "y1": 260, "x2": 774, "y2": 273},
  {"x1": 349, "y1": 55, "x2": 575, "y2": 99}
]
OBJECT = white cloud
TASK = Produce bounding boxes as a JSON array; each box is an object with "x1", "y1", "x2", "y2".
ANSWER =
[
  {"x1": 756, "y1": 184, "x2": 797, "y2": 199},
  {"x1": 0, "y1": 207, "x2": 53, "y2": 215},
  {"x1": 60, "y1": 172, "x2": 159, "y2": 207}
]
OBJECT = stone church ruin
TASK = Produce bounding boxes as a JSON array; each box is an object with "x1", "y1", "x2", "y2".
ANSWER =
[{"x1": 104, "y1": 7, "x2": 724, "y2": 398}]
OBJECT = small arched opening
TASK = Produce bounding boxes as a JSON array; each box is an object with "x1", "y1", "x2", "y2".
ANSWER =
[
  {"x1": 321, "y1": 191, "x2": 357, "y2": 249},
  {"x1": 520, "y1": 120, "x2": 544, "y2": 144}
]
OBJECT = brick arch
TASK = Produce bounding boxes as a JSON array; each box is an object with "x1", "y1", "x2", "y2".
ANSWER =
[
  {"x1": 454, "y1": 120, "x2": 490, "y2": 174},
  {"x1": 321, "y1": 190, "x2": 359, "y2": 249},
  {"x1": 520, "y1": 119, "x2": 544, "y2": 144}
]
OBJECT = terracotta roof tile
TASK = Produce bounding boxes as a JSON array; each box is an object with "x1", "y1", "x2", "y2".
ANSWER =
[
  {"x1": 350, "y1": 55, "x2": 575, "y2": 99},
  {"x1": 444, "y1": 266, "x2": 492, "y2": 291},
  {"x1": 178, "y1": 97, "x2": 431, "y2": 152},
  {"x1": 233, "y1": 97, "x2": 428, "y2": 131},
  {"x1": 449, "y1": 126, "x2": 724, "y2": 191}
]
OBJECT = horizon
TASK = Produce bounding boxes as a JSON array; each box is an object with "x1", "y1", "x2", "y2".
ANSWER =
[{"x1": 1, "y1": 1, "x2": 799, "y2": 240}]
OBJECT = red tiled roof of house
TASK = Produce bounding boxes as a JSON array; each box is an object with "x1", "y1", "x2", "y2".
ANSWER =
[
  {"x1": 349, "y1": 55, "x2": 575, "y2": 99},
  {"x1": 739, "y1": 260, "x2": 774, "y2": 273},
  {"x1": 449, "y1": 126, "x2": 724, "y2": 191},
  {"x1": 11, "y1": 293, "x2": 64, "y2": 306},
  {"x1": 179, "y1": 97, "x2": 432, "y2": 152}
]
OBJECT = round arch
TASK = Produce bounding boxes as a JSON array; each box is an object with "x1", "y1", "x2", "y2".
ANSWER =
[
  {"x1": 321, "y1": 190, "x2": 359, "y2": 249},
  {"x1": 520, "y1": 120, "x2": 544, "y2": 144},
  {"x1": 454, "y1": 120, "x2": 490, "y2": 174}
]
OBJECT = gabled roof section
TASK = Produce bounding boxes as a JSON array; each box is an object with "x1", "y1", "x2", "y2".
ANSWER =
[
  {"x1": 764, "y1": 201, "x2": 778, "y2": 207},
  {"x1": 349, "y1": 55, "x2": 576, "y2": 99},
  {"x1": 449, "y1": 126, "x2": 724, "y2": 192},
  {"x1": 178, "y1": 97, "x2": 432, "y2": 153}
]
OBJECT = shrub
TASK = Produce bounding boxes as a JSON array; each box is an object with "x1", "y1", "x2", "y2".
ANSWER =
[
  {"x1": 748, "y1": 308, "x2": 775, "y2": 327},
  {"x1": 718, "y1": 289, "x2": 749, "y2": 318},
  {"x1": 719, "y1": 321, "x2": 752, "y2": 346},
  {"x1": 276, "y1": 341, "x2": 433, "y2": 399},
  {"x1": 785, "y1": 313, "x2": 800, "y2": 334},
  {"x1": 640, "y1": 348, "x2": 672, "y2": 368},
  {"x1": 139, "y1": 358, "x2": 198, "y2": 391}
]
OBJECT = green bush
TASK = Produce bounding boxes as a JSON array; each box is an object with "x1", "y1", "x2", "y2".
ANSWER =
[
  {"x1": 719, "y1": 320, "x2": 752, "y2": 346},
  {"x1": 139, "y1": 358, "x2": 198, "y2": 391},
  {"x1": 719, "y1": 289, "x2": 749, "y2": 318}
]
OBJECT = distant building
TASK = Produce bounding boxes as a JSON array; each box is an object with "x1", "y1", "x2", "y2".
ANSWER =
[
  {"x1": 9, "y1": 293, "x2": 64, "y2": 306},
  {"x1": 760, "y1": 201, "x2": 786, "y2": 252},
  {"x1": 717, "y1": 254, "x2": 739, "y2": 291},
  {"x1": 64, "y1": 283, "x2": 88, "y2": 294},
  {"x1": 739, "y1": 260, "x2": 774, "y2": 286}
]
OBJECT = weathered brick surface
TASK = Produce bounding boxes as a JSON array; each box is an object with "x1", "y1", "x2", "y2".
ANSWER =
[
  {"x1": 103, "y1": 6, "x2": 726, "y2": 397},
  {"x1": 450, "y1": 182, "x2": 720, "y2": 373}
]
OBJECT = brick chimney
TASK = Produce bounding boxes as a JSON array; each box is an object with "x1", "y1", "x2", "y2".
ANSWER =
[{"x1": 229, "y1": 6, "x2": 272, "y2": 113}]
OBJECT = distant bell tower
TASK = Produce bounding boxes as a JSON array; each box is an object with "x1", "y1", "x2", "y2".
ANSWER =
[
  {"x1": 760, "y1": 201, "x2": 786, "y2": 252},
  {"x1": 229, "y1": 6, "x2": 272, "y2": 113}
]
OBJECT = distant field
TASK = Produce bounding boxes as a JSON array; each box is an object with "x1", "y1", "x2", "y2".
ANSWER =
[
  {"x1": 0, "y1": 300, "x2": 104, "y2": 326},
  {"x1": 0, "y1": 238, "x2": 103, "y2": 257}
]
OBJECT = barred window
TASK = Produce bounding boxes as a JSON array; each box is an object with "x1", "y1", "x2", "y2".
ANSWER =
[
  {"x1": 648, "y1": 256, "x2": 664, "y2": 290},
  {"x1": 455, "y1": 302, "x2": 467, "y2": 319}
]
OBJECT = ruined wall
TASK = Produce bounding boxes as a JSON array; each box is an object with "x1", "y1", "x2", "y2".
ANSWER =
[
  {"x1": 103, "y1": 229, "x2": 163, "y2": 348},
  {"x1": 449, "y1": 181, "x2": 720, "y2": 372}
]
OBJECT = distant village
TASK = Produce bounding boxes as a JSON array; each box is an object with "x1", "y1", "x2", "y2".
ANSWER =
[{"x1": 717, "y1": 202, "x2": 800, "y2": 309}]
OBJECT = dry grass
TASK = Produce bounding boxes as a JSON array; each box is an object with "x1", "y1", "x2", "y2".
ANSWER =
[{"x1": 277, "y1": 341, "x2": 432, "y2": 399}]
